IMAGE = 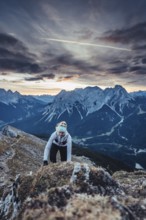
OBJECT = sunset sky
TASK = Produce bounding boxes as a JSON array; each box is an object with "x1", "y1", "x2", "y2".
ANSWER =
[{"x1": 0, "y1": 0, "x2": 146, "y2": 95}]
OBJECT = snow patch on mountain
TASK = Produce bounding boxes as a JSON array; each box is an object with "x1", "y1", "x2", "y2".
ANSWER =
[
  {"x1": 137, "y1": 105, "x2": 146, "y2": 115},
  {"x1": 137, "y1": 149, "x2": 146, "y2": 154},
  {"x1": 135, "y1": 163, "x2": 144, "y2": 169}
]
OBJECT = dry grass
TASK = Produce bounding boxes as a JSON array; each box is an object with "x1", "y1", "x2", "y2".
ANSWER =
[
  {"x1": 0, "y1": 131, "x2": 45, "y2": 189},
  {"x1": 0, "y1": 142, "x2": 9, "y2": 155}
]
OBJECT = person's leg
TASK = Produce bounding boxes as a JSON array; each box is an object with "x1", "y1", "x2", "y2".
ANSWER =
[
  {"x1": 59, "y1": 146, "x2": 67, "y2": 161},
  {"x1": 50, "y1": 144, "x2": 59, "y2": 163}
]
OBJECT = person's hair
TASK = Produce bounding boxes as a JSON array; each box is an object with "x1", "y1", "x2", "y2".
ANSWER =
[{"x1": 59, "y1": 121, "x2": 67, "y2": 127}]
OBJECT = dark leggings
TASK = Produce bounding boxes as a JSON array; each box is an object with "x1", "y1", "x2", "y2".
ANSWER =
[{"x1": 50, "y1": 143, "x2": 67, "y2": 163}]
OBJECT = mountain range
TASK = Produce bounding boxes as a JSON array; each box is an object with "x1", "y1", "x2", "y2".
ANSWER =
[
  {"x1": 0, "y1": 86, "x2": 146, "y2": 169},
  {"x1": 0, "y1": 88, "x2": 46, "y2": 127}
]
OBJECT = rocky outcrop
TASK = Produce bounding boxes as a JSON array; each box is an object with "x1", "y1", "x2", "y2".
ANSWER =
[{"x1": 0, "y1": 162, "x2": 146, "y2": 220}]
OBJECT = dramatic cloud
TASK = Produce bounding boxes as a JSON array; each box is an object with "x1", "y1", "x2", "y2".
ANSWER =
[
  {"x1": 129, "y1": 66, "x2": 146, "y2": 74},
  {"x1": 24, "y1": 73, "x2": 55, "y2": 82},
  {"x1": 41, "y1": 73, "x2": 55, "y2": 79},
  {"x1": 24, "y1": 76, "x2": 43, "y2": 81},
  {"x1": 132, "y1": 44, "x2": 146, "y2": 51},
  {"x1": 1, "y1": 72, "x2": 8, "y2": 76},
  {"x1": 0, "y1": 0, "x2": 146, "y2": 94},
  {"x1": 99, "y1": 22, "x2": 146, "y2": 45},
  {"x1": 0, "y1": 58, "x2": 44, "y2": 73},
  {"x1": 142, "y1": 58, "x2": 146, "y2": 64},
  {"x1": 0, "y1": 33, "x2": 31, "y2": 54},
  {"x1": 107, "y1": 65, "x2": 128, "y2": 74},
  {"x1": 57, "y1": 75, "x2": 75, "y2": 82},
  {"x1": 48, "y1": 53, "x2": 101, "y2": 73},
  {"x1": 0, "y1": 33, "x2": 44, "y2": 73}
]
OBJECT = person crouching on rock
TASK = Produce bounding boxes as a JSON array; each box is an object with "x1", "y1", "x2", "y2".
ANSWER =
[{"x1": 43, "y1": 121, "x2": 72, "y2": 166}]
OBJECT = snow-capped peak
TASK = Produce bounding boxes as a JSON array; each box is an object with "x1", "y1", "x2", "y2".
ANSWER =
[
  {"x1": 103, "y1": 85, "x2": 133, "y2": 111},
  {"x1": 0, "y1": 89, "x2": 21, "y2": 105},
  {"x1": 42, "y1": 86, "x2": 105, "y2": 120}
]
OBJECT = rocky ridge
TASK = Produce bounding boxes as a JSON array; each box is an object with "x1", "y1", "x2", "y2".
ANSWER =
[
  {"x1": 0, "y1": 162, "x2": 146, "y2": 220},
  {"x1": 0, "y1": 125, "x2": 46, "y2": 190}
]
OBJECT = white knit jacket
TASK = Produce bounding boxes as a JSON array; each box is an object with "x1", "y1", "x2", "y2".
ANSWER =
[{"x1": 43, "y1": 131, "x2": 72, "y2": 162}]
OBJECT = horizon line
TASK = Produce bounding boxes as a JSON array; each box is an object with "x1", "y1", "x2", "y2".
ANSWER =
[{"x1": 1, "y1": 85, "x2": 146, "y2": 96}]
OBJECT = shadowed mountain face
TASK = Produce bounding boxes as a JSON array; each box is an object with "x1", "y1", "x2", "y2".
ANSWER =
[
  {"x1": 0, "y1": 88, "x2": 46, "y2": 127},
  {"x1": 0, "y1": 162, "x2": 146, "y2": 220}
]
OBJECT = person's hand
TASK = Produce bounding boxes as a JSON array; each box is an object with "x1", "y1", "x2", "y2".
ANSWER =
[{"x1": 43, "y1": 160, "x2": 48, "y2": 166}]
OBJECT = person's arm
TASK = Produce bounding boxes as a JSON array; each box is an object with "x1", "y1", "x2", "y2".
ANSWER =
[
  {"x1": 43, "y1": 132, "x2": 55, "y2": 165},
  {"x1": 67, "y1": 135, "x2": 72, "y2": 161}
]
